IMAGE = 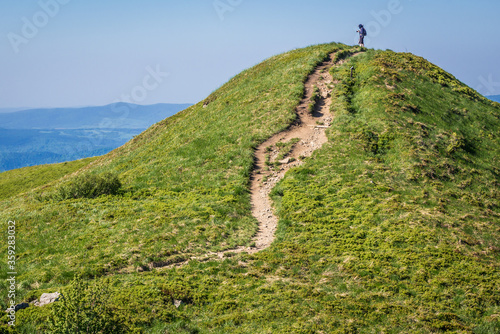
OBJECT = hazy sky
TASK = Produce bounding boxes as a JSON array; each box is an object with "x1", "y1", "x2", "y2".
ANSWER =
[{"x1": 0, "y1": 0, "x2": 499, "y2": 108}]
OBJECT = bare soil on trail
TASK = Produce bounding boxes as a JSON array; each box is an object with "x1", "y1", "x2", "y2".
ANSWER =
[
  {"x1": 150, "y1": 52, "x2": 343, "y2": 271},
  {"x1": 247, "y1": 52, "x2": 338, "y2": 252}
]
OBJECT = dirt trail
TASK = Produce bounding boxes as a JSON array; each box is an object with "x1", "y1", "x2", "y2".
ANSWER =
[
  {"x1": 246, "y1": 52, "x2": 338, "y2": 252},
  {"x1": 150, "y1": 51, "x2": 346, "y2": 271}
]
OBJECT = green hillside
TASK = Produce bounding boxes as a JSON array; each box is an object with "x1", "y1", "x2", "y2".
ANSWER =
[{"x1": 1, "y1": 43, "x2": 499, "y2": 333}]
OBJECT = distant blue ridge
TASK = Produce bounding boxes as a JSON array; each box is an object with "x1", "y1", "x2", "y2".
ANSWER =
[
  {"x1": 0, "y1": 103, "x2": 191, "y2": 130},
  {"x1": 487, "y1": 95, "x2": 500, "y2": 103},
  {"x1": 0, "y1": 103, "x2": 191, "y2": 172}
]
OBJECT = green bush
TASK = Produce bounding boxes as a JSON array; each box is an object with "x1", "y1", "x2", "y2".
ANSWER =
[
  {"x1": 0, "y1": 312, "x2": 14, "y2": 334},
  {"x1": 57, "y1": 172, "x2": 121, "y2": 200},
  {"x1": 0, "y1": 157, "x2": 96, "y2": 200},
  {"x1": 48, "y1": 276, "x2": 128, "y2": 334}
]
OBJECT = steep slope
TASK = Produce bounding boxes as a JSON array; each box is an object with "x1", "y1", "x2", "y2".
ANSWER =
[
  {"x1": 257, "y1": 50, "x2": 500, "y2": 332},
  {"x1": 2, "y1": 44, "x2": 499, "y2": 333},
  {"x1": 0, "y1": 43, "x2": 341, "y2": 287}
]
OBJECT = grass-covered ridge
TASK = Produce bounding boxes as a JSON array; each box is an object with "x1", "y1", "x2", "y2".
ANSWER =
[
  {"x1": 262, "y1": 50, "x2": 500, "y2": 332},
  {"x1": 2, "y1": 45, "x2": 500, "y2": 333},
  {"x1": 0, "y1": 43, "x2": 341, "y2": 292}
]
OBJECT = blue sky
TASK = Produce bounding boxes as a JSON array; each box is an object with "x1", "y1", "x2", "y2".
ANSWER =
[{"x1": 0, "y1": 0, "x2": 499, "y2": 108}]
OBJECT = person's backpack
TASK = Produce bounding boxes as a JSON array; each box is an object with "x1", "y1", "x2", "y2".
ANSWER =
[{"x1": 361, "y1": 27, "x2": 367, "y2": 36}]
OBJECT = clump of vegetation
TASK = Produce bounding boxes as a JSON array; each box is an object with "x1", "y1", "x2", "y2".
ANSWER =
[
  {"x1": 330, "y1": 65, "x2": 356, "y2": 115},
  {"x1": 57, "y1": 172, "x2": 122, "y2": 200},
  {"x1": 333, "y1": 49, "x2": 352, "y2": 63},
  {"x1": 264, "y1": 153, "x2": 271, "y2": 166},
  {"x1": 308, "y1": 85, "x2": 320, "y2": 113},
  {"x1": 307, "y1": 102, "x2": 314, "y2": 113},
  {"x1": 276, "y1": 138, "x2": 300, "y2": 160},
  {"x1": 0, "y1": 157, "x2": 96, "y2": 200},
  {"x1": 48, "y1": 276, "x2": 129, "y2": 333}
]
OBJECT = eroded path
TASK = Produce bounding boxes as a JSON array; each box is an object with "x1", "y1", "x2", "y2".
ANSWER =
[
  {"x1": 152, "y1": 51, "x2": 347, "y2": 270},
  {"x1": 247, "y1": 52, "x2": 338, "y2": 252}
]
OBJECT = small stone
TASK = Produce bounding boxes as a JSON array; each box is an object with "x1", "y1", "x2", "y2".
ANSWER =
[{"x1": 35, "y1": 292, "x2": 61, "y2": 307}]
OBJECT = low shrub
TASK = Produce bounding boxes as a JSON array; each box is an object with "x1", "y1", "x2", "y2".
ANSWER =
[
  {"x1": 48, "y1": 276, "x2": 129, "y2": 334},
  {"x1": 57, "y1": 172, "x2": 121, "y2": 200}
]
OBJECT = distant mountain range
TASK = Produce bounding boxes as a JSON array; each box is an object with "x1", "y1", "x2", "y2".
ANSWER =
[
  {"x1": 0, "y1": 103, "x2": 191, "y2": 171},
  {"x1": 0, "y1": 107, "x2": 29, "y2": 113},
  {"x1": 0, "y1": 103, "x2": 192, "y2": 129},
  {"x1": 487, "y1": 95, "x2": 500, "y2": 103}
]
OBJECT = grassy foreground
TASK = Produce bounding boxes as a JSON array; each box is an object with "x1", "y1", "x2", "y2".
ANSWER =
[{"x1": 1, "y1": 44, "x2": 500, "y2": 333}]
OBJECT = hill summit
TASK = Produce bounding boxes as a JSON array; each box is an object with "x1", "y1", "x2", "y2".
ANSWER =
[{"x1": 1, "y1": 43, "x2": 499, "y2": 333}]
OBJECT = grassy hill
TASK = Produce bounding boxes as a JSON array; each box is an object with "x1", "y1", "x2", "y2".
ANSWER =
[{"x1": 1, "y1": 43, "x2": 499, "y2": 333}]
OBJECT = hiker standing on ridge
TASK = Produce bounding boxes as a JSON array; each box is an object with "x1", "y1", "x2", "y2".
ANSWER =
[{"x1": 357, "y1": 24, "x2": 366, "y2": 47}]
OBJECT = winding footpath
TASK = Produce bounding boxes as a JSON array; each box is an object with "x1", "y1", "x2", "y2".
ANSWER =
[
  {"x1": 152, "y1": 51, "x2": 349, "y2": 270},
  {"x1": 247, "y1": 52, "x2": 339, "y2": 252}
]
